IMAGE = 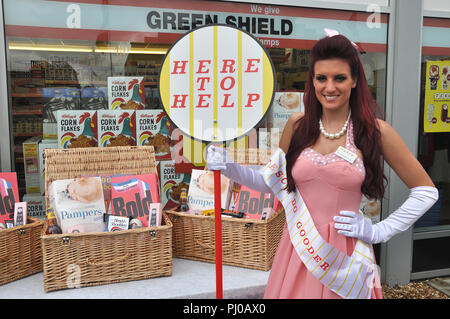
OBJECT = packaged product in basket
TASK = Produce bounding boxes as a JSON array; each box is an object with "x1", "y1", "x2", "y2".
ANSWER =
[
  {"x1": 187, "y1": 170, "x2": 232, "y2": 211},
  {"x1": 148, "y1": 202, "x2": 162, "y2": 227},
  {"x1": 110, "y1": 174, "x2": 160, "y2": 227},
  {"x1": 0, "y1": 172, "x2": 19, "y2": 225},
  {"x1": 228, "y1": 185, "x2": 275, "y2": 220},
  {"x1": 48, "y1": 177, "x2": 106, "y2": 233},
  {"x1": 97, "y1": 110, "x2": 136, "y2": 147},
  {"x1": 14, "y1": 202, "x2": 27, "y2": 226}
]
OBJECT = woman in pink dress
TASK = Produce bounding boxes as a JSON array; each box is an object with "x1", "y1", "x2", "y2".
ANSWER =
[{"x1": 206, "y1": 33, "x2": 438, "y2": 299}]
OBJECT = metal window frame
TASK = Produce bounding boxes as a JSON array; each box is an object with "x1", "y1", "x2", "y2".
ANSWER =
[{"x1": 0, "y1": 0, "x2": 12, "y2": 172}]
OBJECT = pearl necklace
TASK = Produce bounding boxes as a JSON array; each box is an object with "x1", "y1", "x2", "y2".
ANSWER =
[{"x1": 319, "y1": 111, "x2": 351, "y2": 140}]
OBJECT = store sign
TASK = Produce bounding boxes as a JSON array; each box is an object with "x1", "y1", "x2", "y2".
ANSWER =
[
  {"x1": 159, "y1": 24, "x2": 275, "y2": 143},
  {"x1": 424, "y1": 60, "x2": 450, "y2": 133},
  {"x1": 4, "y1": 0, "x2": 387, "y2": 51}
]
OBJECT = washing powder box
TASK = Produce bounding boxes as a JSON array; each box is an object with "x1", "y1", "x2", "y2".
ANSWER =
[
  {"x1": 23, "y1": 136, "x2": 42, "y2": 194},
  {"x1": 97, "y1": 110, "x2": 136, "y2": 147},
  {"x1": 108, "y1": 77, "x2": 145, "y2": 110},
  {"x1": 110, "y1": 174, "x2": 160, "y2": 227},
  {"x1": 136, "y1": 109, "x2": 173, "y2": 160},
  {"x1": 267, "y1": 92, "x2": 304, "y2": 129},
  {"x1": 187, "y1": 169, "x2": 231, "y2": 211},
  {"x1": 229, "y1": 185, "x2": 276, "y2": 220},
  {"x1": 56, "y1": 110, "x2": 98, "y2": 149},
  {"x1": 0, "y1": 172, "x2": 20, "y2": 225}
]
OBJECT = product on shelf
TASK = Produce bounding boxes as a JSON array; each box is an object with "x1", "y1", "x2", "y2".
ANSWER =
[
  {"x1": 22, "y1": 136, "x2": 42, "y2": 193},
  {"x1": 80, "y1": 87, "x2": 108, "y2": 110},
  {"x1": 97, "y1": 110, "x2": 136, "y2": 147},
  {"x1": 43, "y1": 87, "x2": 80, "y2": 139}
]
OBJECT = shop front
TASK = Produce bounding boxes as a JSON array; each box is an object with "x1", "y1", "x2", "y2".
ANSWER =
[{"x1": 0, "y1": 0, "x2": 448, "y2": 293}]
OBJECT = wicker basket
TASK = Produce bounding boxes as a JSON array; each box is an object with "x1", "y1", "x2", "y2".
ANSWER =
[
  {"x1": 42, "y1": 146, "x2": 173, "y2": 292},
  {"x1": 0, "y1": 217, "x2": 44, "y2": 285},
  {"x1": 166, "y1": 148, "x2": 285, "y2": 271}
]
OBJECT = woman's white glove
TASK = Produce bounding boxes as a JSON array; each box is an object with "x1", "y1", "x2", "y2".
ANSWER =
[
  {"x1": 206, "y1": 145, "x2": 273, "y2": 194},
  {"x1": 333, "y1": 186, "x2": 439, "y2": 244}
]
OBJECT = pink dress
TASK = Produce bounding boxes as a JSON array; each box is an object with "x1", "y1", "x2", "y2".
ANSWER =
[{"x1": 264, "y1": 120, "x2": 383, "y2": 299}]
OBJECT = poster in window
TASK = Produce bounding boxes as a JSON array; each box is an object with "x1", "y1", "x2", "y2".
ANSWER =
[{"x1": 424, "y1": 60, "x2": 450, "y2": 132}]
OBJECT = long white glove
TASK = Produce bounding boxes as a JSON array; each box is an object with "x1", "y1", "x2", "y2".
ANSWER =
[
  {"x1": 333, "y1": 186, "x2": 439, "y2": 244},
  {"x1": 206, "y1": 145, "x2": 273, "y2": 194}
]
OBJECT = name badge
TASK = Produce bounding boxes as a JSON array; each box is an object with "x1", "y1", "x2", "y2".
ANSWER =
[{"x1": 335, "y1": 146, "x2": 357, "y2": 164}]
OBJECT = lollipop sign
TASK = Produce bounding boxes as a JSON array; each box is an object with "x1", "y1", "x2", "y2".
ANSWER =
[
  {"x1": 159, "y1": 24, "x2": 275, "y2": 142},
  {"x1": 159, "y1": 24, "x2": 276, "y2": 300}
]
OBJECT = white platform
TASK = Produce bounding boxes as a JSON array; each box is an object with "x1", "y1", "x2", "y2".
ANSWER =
[{"x1": 0, "y1": 258, "x2": 270, "y2": 299}]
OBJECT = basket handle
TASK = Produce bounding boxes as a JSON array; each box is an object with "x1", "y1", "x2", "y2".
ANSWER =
[
  {"x1": 85, "y1": 252, "x2": 130, "y2": 267},
  {"x1": 194, "y1": 237, "x2": 234, "y2": 251}
]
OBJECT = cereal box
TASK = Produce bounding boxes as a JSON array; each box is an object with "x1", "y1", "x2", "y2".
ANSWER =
[
  {"x1": 97, "y1": 110, "x2": 136, "y2": 147},
  {"x1": 110, "y1": 174, "x2": 160, "y2": 227},
  {"x1": 136, "y1": 109, "x2": 173, "y2": 160},
  {"x1": 56, "y1": 110, "x2": 98, "y2": 149},
  {"x1": 160, "y1": 160, "x2": 191, "y2": 210},
  {"x1": 108, "y1": 76, "x2": 145, "y2": 110},
  {"x1": 23, "y1": 193, "x2": 46, "y2": 220}
]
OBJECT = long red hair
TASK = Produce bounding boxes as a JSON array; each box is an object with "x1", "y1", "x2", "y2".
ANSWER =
[{"x1": 285, "y1": 35, "x2": 386, "y2": 200}]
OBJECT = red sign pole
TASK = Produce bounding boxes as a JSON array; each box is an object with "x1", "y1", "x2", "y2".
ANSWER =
[{"x1": 214, "y1": 169, "x2": 223, "y2": 299}]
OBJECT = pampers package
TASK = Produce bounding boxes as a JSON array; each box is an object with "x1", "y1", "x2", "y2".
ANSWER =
[{"x1": 48, "y1": 177, "x2": 106, "y2": 233}]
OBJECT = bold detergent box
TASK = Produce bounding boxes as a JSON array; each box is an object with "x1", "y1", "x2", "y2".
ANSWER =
[
  {"x1": 110, "y1": 174, "x2": 160, "y2": 227},
  {"x1": 0, "y1": 173, "x2": 19, "y2": 226}
]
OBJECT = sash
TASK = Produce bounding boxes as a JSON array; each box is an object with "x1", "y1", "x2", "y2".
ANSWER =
[{"x1": 262, "y1": 148, "x2": 376, "y2": 299}]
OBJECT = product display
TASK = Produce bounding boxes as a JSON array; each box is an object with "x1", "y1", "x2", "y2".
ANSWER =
[
  {"x1": 0, "y1": 172, "x2": 20, "y2": 225},
  {"x1": 97, "y1": 110, "x2": 136, "y2": 147},
  {"x1": 14, "y1": 202, "x2": 27, "y2": 226},
  {"x1": 187, "y1": 169, "x2": 232, "y2": 211},
  {"x1": 48, "y1": 177, "x2": 106, "y2": 233},
  {"x1": 56, "y1": 110, "x2": 98, "y2": 148},
  {"x1": 110, "y1": 174, "x2": 160, "y2": 227}
]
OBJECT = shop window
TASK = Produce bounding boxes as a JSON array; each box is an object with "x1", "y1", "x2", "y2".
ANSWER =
[
  {"x1": 416, "y1": 17, "x2": 450, "y2": 230},
  {"x1": 3, "y1": 1, "x2": 388, "y2": 205}
]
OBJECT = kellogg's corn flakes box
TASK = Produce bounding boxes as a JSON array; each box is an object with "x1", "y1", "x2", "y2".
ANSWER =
[
  {"x1": 97, "y1": 110, "x2": 136, "y2": 147},
  {"x1": 108, "y1": 77, "x2": 145, "y2": 110},
  {"x1": 56, "y1": 110, "x2": 98, "y2": 149}
]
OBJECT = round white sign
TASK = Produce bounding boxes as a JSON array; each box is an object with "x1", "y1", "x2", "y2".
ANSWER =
[{"x1": 159, "y1": 24, "x2": 276, "y2": 143}]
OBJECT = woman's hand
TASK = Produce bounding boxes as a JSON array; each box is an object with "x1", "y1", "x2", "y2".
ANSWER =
[{"x1": 334, "y1": 211, "x2": 377, "y2": 244}]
